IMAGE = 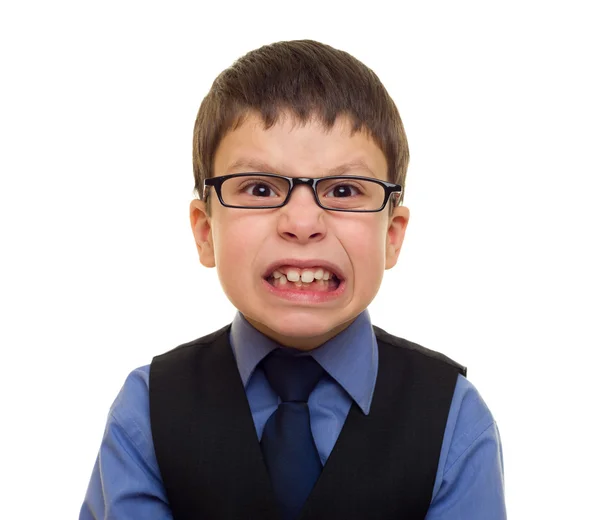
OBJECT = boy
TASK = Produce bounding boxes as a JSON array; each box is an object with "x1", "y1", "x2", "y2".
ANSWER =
[{"x1": 81, "y1": 40, "x2": 505, "y2": 519}]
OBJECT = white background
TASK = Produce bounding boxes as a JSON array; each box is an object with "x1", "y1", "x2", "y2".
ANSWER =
[{"x1": 1, "y1": 1, "x2": 599, "y2": 518}]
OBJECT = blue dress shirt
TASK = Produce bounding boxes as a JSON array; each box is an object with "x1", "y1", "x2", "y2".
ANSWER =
[{"x1": 80, "y1": 311, "x2": 506, "y2": 519}]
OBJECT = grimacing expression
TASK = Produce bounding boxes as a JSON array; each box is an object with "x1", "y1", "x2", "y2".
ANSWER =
[{"x1": 191, "y1": 112, "x2": 409, "y2": 350}]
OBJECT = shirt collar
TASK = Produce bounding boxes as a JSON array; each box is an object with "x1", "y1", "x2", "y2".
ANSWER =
[{"x1": 229, "y1": 310, "x2": 378, "y2": 415}]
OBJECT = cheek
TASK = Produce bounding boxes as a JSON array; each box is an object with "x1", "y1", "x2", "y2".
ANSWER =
[
  {"x1": 212, "y1": 214, "x2": 267, "y2": 281},
  {"x1": 338, "y1": 216, "x2": 388, "y2": 286}
]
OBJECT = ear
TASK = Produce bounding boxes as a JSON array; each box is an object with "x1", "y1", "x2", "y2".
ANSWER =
[
  {"x1": 190, "y1": 199, "x2": 216, "y2": 268},
  {"x1": 385, "y1": 205, "x2": 410, "y2": 269}
]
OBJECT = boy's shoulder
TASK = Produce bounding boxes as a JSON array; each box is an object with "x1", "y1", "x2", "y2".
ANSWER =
[
  {"x1": 373, "y1": 325, "x2": 467, "y2": 377},
  {"x1": 153, "y1": 324, "x2": 231, "y2": 360}
]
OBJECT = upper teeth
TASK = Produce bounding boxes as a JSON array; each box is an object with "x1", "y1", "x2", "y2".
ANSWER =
[{"x1": 272, "y1": 267, "x2": 334, "y2": 282}]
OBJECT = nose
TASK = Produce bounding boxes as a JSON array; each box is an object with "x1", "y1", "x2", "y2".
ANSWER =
[{"x1": 277, "y1": 185, "x2": 327, "y2": 243}]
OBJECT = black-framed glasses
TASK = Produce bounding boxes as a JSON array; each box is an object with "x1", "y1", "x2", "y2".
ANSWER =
[{"x1": 203, "y1": 173, "x2": 403, "y2": 213}]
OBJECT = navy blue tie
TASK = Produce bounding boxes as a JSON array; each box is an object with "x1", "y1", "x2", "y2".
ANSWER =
[{"x1": 260, "y1": 351, "x2": 325, "y2": 520}]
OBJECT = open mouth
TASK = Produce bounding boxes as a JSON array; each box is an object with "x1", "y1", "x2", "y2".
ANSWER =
[{"x1": 264, "y1": 265, "x2": 342, "y2": 292}]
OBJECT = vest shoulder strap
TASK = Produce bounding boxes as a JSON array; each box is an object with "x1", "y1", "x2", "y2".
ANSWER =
[
  {"x1": 300, "y1": 328, "x2": 464, "y2": 519},
  {"x1": 149, "y1": 325, "x2": 279, "y2": 520}
]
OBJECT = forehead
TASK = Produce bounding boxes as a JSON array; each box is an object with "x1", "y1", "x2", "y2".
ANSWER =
[{"x1": 213, "y1": 112, "x2": 388, "y2": 180}]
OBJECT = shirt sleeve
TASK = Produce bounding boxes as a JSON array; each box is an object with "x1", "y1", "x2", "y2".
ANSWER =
[
  {"x1": 425, "y1": 375, "x2": 507, "y2": 520},
  {"x1": 79, "y1": 366, "x2": 173, "y2": 520}
]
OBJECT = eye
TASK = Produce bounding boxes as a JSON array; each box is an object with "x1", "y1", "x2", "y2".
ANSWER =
[
  {"x1": 241, "y1": 181, "x2": 278, "y2": 197},
  {"x1": 323, "y1": 183, "x2": 362, "y2": 198}
]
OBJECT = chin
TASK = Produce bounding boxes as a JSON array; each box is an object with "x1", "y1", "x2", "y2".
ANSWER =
[
  {"x1": 273, "y1": 319, "x2": 330, "y2": 339},
  {"x1": 246, "y1": 307, "x2": 355, "y2": 348}
]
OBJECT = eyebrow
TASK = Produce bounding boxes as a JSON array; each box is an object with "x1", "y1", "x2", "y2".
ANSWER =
[
  {"x1": 226, "y1": 158, "x2": 378, "y2": 178},
  {"x1": 227, "y1": 158, "x2": 278, "y2": 174},
  {"x1": 327, "y1": 160, "x2": 377, "y2": 178}
]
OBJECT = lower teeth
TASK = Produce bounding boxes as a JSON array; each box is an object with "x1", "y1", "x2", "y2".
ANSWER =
[{"x1": 271, "y1": 277, "x2": 338, "y2": 290}]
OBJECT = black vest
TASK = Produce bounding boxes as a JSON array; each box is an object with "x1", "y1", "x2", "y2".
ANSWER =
[{"x1": 150, "y1": 325, "x2": 466, "y2": 520}]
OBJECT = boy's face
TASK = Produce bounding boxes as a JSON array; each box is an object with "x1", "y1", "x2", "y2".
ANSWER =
[{"x1": 191, "y1": 112, "x2": 409, "y2": 350}]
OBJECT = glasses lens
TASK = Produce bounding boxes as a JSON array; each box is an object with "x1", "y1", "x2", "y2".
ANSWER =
[
  {"x1": 221, "y1": 175, "x2": 289, "y2": 207},
  {"x1": 316, "y1": 177, "x2": 386, "y2": 211}
]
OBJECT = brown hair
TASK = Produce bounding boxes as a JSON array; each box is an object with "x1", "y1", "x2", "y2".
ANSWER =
[{"x1": 192, "y1": 39, "x2": 409, "y2": 205}]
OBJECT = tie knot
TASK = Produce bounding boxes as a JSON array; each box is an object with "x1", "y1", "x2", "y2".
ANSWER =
[{"x1": 261, "y1": 351, "x2": 324, "y2": 403}]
